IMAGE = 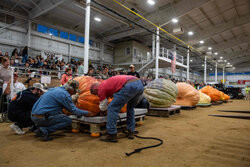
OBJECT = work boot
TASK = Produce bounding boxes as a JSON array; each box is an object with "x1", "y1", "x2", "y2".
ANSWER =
[
  {"x1": 100, "y1": 133, "x2": 118, "y2": 143},
  {"x1": 34, "y1": 128, "x2": 43, "y2": 137},
  {"x1": 127, "y1": 130, "x2": 134, "y2": 139},
  {"x1": 41, "y1": 134, "x2": 53, "y2": 142}
]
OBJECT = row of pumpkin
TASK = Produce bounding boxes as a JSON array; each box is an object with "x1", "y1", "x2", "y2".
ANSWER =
[
  {"x1": 144, "y1": 79, "x2": 230, "y2": 108},
  {"x1": 64, "y1": 76, "x2": 230, "y2": 116}
]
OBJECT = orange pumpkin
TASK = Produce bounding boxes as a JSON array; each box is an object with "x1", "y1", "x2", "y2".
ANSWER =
[
  {"x1": 224, "y1": 94, "x2": 230, "y2": 100},
  {"x1": 70, "y1": 76, "x2": 127, "y2": 116},
  {"x1": 220, "y1": 91, "x2": 225, "y2": 101},
  {"x1": 200, "y1": 86, "x2": 221, "y2": 102},
  {"x1": 174, "y1": 82, "x2": 200, "y2": 106}
]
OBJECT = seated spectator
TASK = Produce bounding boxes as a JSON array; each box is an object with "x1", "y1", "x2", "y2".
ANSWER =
[
  {"x1": 87, "y1": 67, "x2": 94, "y2": 77},
  {"x1": 11, "y1": 48, "x2": 19, "y2": 57},
  {"x1": 2, "y1": 72, "x2": 26, "y2": 99},
  {"x1": 61, "y1": 68, "x2": 72, "y2": 85},
  {"x1": 8, "y1": 83, "x2": 45, "y2": 135},
  {"x1": 4, "y1": 52, "x2": 9, "y2": 58},
  {"x1": 78, "y1": 60, "x2": 84, "y2": 75},
  {"x1": 99, "y1": 66, "x2": 109, "y2": 80}
]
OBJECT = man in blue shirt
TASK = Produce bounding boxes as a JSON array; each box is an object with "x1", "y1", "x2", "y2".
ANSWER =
[{"x1": 31, "y1": 80, "x2": 91, "y2": 141}]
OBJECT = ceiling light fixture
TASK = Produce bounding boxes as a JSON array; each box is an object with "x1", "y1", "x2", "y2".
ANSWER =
[
  {"x1": 210, "y1": 68, "x2": 212, "y2": 70},
  {"x1": 147, "y1": 0, "x2": 155, "y2": 5},
  {"x1": 220, "y1": 57, "x2": 223, "y2": 59},
  {"x1": 227, "y1": 62, "x2": 230, "y2": 65},
  {"x1": 172, "y1": 18, "x2": 178, "y2": 23},
  {"x1": 94, "y1": 17, "x2": 101, "y2": 22},
  {"x1": 224, "y1": 60, "x2": 227, "y2": 62},
  {"x1": 49, "y1": 33, "x2": 52, "y2": 36},
  {"x1": 188, "y1": 31, "x2": 194, "y2": 35},
  {"x1": 202, "y1": 64, "x2": 204, "y2": 66},
  {"x1": 199, "y1": 40, "x2": 204, "y2": 44},
  {"x1": 208, "y1": 47, "x2": 212, "y2": 50},
  {"x1": 215, "y1": 52, "x2": 218, "y2": 55}
]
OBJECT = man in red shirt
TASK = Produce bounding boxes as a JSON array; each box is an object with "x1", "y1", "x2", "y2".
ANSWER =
[{"x1": 90, "y1": 75, "x2": 144, "y2": 142}]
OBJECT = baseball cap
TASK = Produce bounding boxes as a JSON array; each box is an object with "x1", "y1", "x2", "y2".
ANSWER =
[
  {"x1": 65, "y1": 79, "x2": 81, "y2": 93},
  {"x1": 32, "y1": 83, "x2": 46, "y2": 92},
  {"x1": 129, "y1": 64, "x2": 135, "y2": 68}
]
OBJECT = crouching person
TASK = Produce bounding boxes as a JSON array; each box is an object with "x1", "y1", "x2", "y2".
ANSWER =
[
  {"x1": 31, "y1": 80, "x2": 92, "y2": 141},
  {"x1": 8, "y1": 83, "x2": 45, "y2": 135},
  {"x1": 90, "y1": 75, "x2": 144, "y2": 143}
]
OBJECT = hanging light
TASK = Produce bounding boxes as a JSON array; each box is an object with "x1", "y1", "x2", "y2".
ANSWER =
[
  {"x1": 208, "y1": 47, "x2": 212, "y2": 50},
  {"x1": 214, "y1": 52, "x2": 218, "y2": 55},
  {"x1": 199, "y1": 40, "x2": 204, "y2": 44},
  {"x1": 172, "y1": 18, "x2": 178, "y2": 23},
  {"x1": 188, "y1": 31, "x2": 194, "y2": 35},
  {"x1": 94, "y1": 17, "x2": 101, "y2": 22},
  {"x1": 147, "y1": 0, "x2": 155, "y2": 5}
]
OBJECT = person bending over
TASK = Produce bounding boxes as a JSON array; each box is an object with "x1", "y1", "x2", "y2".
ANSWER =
[{"x1": 90, "y1": 75, "x2": 144, "y2": 143}]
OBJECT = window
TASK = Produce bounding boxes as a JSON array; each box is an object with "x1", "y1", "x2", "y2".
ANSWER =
[
  {"x1": 134, "y1": 48, "x2": 137, "y2": 57},
  {"x1": 60, "y1": 31, "x2": 68, "y2": 39},
  {"x1": 78, "y1": 36, "x2": 84, "y2": 43},
  {"x1": 125, "y1": 47, "x2": 131, "y2": 55},
  {"x1": 37, "y1": 24, "x2": 48, "y2": 33},
  {"x1": 48, "y1": 28, "x2": 58, "y2": 36},
  {"x1": 69, "y1": 34, "x2": 77, "y2": 41}
]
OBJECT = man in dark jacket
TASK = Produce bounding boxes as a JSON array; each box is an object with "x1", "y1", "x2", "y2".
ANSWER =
[
  {"x1": 8, "y1": 83, "x2": 45, "y2": 135},
  {"x1": 127, "y1": 64, "x2": 140, "y2": 78}
]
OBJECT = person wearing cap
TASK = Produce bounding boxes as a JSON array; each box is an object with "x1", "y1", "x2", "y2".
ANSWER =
[
  {"x1": 60, "y1": 67, "x2": 72, "y2": 85},
  {"x1": 8, "y1": 83, "x2": 45, "y2": 135},
  {"x1": 127, "y1": 64, "x2": 140, "y2": 78},
  {"x1": 90, "y1": 75, "x2": 144, "y2": 142},
  {"x1": 31, "y1": 79, "x2": 92, "y2": 141}
]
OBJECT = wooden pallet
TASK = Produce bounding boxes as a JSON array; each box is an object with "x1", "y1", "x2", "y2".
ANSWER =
[
  {"x1": 70, "y1": 109, "x2": 147, "y2": 137},
  {"x1": 147, "y1": 105, "x2": 181, "y2": 117},
  {"x1": 212, "y1": 101, "x2": 223, "y2": 105},
  {"x1": 196, "y1": 103, "x2": 212, "y2": 107},
  {"x1": 180, "y1": 105, "x2": 196, "y2": 110}
]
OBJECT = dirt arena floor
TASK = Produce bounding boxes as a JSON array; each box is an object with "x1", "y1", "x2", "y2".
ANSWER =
[{"x1": 0, "y1": 100, "x2": 250, "y2": 167}]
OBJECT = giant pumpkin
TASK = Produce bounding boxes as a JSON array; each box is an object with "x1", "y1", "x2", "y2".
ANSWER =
[
  {"x1": 174, "y1": 82, "x2": 200, "y2": 106},
  {"x1": 198, "y1": 91, "x2": 211, "y2": 104},
  {"x1": 144, "y1": 79, "x2": 178, "y2": 108},
  {"x1": 72, "y1": 76, "x2": 126, "y2": 116},
  {"x1": 200, "y1": 86, "x2": 221, "y2": 102}
]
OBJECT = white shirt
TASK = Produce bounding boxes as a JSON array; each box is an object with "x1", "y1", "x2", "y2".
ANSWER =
[{"x1": 2, "y1": 82, "x2": 26, "y2": 99}]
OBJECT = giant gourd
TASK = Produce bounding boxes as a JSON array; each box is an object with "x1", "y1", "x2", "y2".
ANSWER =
[
  {"x1": 174, "y1": 82, "x2": 200, "y2": 106},
  {"x1": 71, "y1": 76, "x2": 126, "y2": 116},
  {"x1": 200, "y1": 86, "x2": 221, "y2": 102},
  {"x1": 198, "y1": 91, "x2": 211, "y2": 104},
  {"x1": 144, "y1": 79, "x2": 178, "y2": 108}
]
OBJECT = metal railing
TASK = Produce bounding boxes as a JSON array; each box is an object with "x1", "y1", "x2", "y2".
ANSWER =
[{"x1": 160, "y1": 47, "x2": 184, "y2": 65}]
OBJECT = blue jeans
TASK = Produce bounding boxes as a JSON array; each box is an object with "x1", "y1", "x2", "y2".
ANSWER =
[
  {"x1": 107, "y1": 80, "x2": 144, "y2": 134},
  {"x1": 22, "y1": 54, "x2": 28, "y2": 63},
  {"x1": 32, "y1": 114, "x2": 72, "y2": 135}
]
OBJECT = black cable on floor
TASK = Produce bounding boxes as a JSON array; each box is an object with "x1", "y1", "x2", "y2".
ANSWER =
[{"x1": 117, "y1": 115, "x2": 163, "y2": 157}]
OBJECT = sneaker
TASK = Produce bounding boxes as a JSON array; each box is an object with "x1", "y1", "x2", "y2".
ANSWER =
[
  {"x1": 100, "y1": 133, "x2": 118, "y2": 143},
  {"x1": 10, "y1": 124, "x2": 25, "y2": 135}
]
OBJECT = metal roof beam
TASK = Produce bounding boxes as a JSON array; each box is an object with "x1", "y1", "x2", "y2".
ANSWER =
[
  {"x1": 105, "y1": 0, "x2": 212, "y2": 41},
  {"x1": 197, "y1": 35, "x2": 250, "y2": 52},
  {"x1": 188, "y1": 14, "x2": 250, "y2": 45},
  {"x1": 29, "y1": 0, "x2": 68, "y2": 19}
]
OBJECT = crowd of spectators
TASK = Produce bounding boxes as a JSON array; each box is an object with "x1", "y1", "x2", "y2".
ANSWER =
[{"x1": 0, "y1": 47, "x2": 208, "y2": 89}]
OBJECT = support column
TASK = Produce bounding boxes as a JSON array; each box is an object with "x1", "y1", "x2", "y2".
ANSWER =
[
  {"x1": 100, "y1": 43, "x2": 104, "y2": 65},
  {"x1": 152, "y1": 33, "x2": 155, "y2": 59},
  {"x1": 222, "y1": 66, "x2": 225, "y2": 84},
  {"x1": 27, "y1": 21, "x2": 31, "y2": 54},
  {"x1": 204, "y1": 56, "x2": 207, "y2": 83},
  {"x1": 186, "y1": 46, "x2": 190, "y2": 81},
  {"x1": 83, "y1": 0, "x2": 91, "y2": 74},
  {"x1": 215, "y1": 61, "x2": 217, "y2": 82},
  {"x1": 155, "y1": 28, "x2": 160, "y2": 79}
]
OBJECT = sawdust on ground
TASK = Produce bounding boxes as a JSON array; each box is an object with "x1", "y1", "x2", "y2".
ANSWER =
[{"x1": 0, "y1": 100, "x2": 250, "y2": 167}]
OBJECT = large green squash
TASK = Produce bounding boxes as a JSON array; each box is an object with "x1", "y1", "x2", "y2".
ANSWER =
[{"x1": 144, "y1": 79, "x2": 178, "y2": 108}]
